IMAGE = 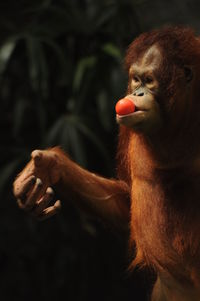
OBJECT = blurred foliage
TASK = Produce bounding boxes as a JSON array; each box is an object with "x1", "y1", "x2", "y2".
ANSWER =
[
  {"x1": 0, "y1": 0, "x2": 142, "y2": 191},
  {"x1": 0, "y1": 0, "x2": 152, "y2": 301}
]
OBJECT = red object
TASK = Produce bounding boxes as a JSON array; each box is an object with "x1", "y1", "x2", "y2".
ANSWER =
[{"x1": 115, "y1": 98, "x2": 135, "y2": 116}]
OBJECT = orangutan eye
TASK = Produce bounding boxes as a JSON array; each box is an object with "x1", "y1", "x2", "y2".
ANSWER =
[
  {"x1": 133, "y1": 75, "x2": 140, "y2": 82},
  {"x1": 145, "y1": 76, "x2": 153, "y2": 84}
]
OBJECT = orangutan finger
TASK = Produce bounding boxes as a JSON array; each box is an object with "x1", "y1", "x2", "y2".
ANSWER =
[
  {"x1": 38, "y1": 200, "x2": 61, "y2": 221},
  {"x1": 33, "y1": 187, "x2": 54, "y2": 215},
  {"x1": 17, "y1": 198, "x2": 25, "y2": 209},
  {"x1": 31, "y1": 150, "x2": 44, "y2": 167},
  {"x1": 13, "y1": 175, "x2": 36, "y2": 199},
  {"x1": 31, "y1": 149, "x2": 57, "y2": 168},
  {"x1": 24, "y1": 178, "x2": 43, "y2": 210}
]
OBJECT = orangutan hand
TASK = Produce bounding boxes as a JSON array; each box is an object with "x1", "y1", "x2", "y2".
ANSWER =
[{"x1": 13, "y1": 149, "x2": 62, "y2": 220}]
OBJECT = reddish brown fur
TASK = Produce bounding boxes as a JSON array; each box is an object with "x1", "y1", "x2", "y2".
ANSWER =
[
  {"x1": 117, "y1": 27, "x2": 200, "y2": 295},
  {"x1": 13, "y1": 26, "x2": 200, "y2": 300}
]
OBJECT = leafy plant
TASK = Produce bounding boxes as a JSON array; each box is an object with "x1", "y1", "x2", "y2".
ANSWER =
[
  {"x1": 0, "y1": 0, "x2": 141, "y2": 196},
  {"x1": 0, "y1": 1, "x2": 152, "y2": 301}
]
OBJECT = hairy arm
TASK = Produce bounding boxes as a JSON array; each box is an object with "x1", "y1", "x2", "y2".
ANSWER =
[{"x1": 13, "y1": 147, "x2": 130, "y2": 227}]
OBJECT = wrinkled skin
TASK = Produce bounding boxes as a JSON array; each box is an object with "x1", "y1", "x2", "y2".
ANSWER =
[{"x1": 14, "y1": 149, "x2": 61, "y2": 220}]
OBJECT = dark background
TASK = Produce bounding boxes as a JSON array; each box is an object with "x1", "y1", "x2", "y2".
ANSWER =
[{"x1": 0, "y1": 0, "x2": 200, "y2": 300}]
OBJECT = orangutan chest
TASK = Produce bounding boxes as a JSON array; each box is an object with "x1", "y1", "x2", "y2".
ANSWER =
[
  {"x1": 130, "y1": 180, "x2": 188, "y2": 267},
  {"x1": 130, "y1": 179, "x2": 200, "y2": 278}
]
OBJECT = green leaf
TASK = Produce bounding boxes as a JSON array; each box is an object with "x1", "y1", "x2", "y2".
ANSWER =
[
  {"x1": 45, "y1": 117, "x2": 64, "y2": 145},
  {"x1": 26, "y1": 36, "x2": 49, "y2": 95},
  {"x1": 73, "y1": 56, "x2": 97, "y2": 93},
  {"x1": 96, "y1": 91, "x2": 112, "y2": 131},
  {"x1": 39, "y1": 37, "x2": 68, "y2": 84},
  {"x1": 65, "y1": 125, "x2": 87, "y2": 167},
  {"x1": 46, "y1": 115, "x2": 87, "y2": 166},
  {"x1": 59, "y1": 122, "x2": 70, "y2": 151},
  {"x1": 13, "y1": 98, "x2": 28, "y2": 137},
  {"x1": 72, "y1": 116, "x2": 109, "y2": 162},
  {"x1": 0, "y1": 39, "x2": 17, "y2": 74},
  {"x1": 37, "y1": 45, "x2": 49, "y2": 99},
  {"x1": 26, "y1": 37, "x2": 41, "y2": 92},
  {"x1": 33, "y1": 6, "x2": 71, "y2": 37},
  {"x1": 94, "y1": 6, "x2": 116, "y2": 30},
  {"x1": 102, "y1": 43, "x2": 122, "y2": 60}
]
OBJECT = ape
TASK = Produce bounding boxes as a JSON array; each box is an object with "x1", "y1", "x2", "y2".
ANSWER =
[{"x1": 13, "y1": 26, "x2": 200, "y2": 300}]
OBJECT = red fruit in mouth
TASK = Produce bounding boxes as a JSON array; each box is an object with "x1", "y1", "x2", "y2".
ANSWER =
[{"x1": 115, "y1": 98, "x2": 135, "y2": 116}]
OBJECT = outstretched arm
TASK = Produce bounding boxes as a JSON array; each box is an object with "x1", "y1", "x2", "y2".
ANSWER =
[{"x1": 13, "y1": 147, "x2": 130, "y2": 227}]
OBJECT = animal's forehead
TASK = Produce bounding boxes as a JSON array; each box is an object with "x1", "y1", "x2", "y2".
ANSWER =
[{"x1": 130, "y1": 45, "x2": 162, "y2": 72}]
